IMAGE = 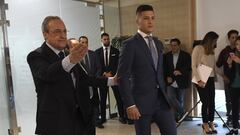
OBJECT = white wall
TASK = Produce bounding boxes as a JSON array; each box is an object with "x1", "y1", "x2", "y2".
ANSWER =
[
  {"x1": 6, "y1": 0, "x2": 101, "y2": 134},
  {"x1": 196, "y1": 0, "x2": 240, "y2": 89},
  {"x1": 0, "y1": 30, "x2": 10, "y2": 135}
]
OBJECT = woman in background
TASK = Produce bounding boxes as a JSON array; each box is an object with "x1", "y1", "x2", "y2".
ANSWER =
[
  {"x1": 226, "y1": 36, "x2": 240, "y2": 135},
  {"x1": 192, "y1": 31, "x2": 224, "y2": 134}
]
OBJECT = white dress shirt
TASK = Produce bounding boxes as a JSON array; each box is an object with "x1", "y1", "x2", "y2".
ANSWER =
[{"x1": 102, "y1": 44, "x2": 110, "y2": 66}]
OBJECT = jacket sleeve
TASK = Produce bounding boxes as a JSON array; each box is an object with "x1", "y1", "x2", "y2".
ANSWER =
[
  {"x1": 191, "y1": 46, "x2": 201, "y2": 81},
  {"x1": 118, "y1": 40, "x2": 135, "y2": 108},
  {"x1": 27, "y1": 51, "x2": 69, "y2": 83}
]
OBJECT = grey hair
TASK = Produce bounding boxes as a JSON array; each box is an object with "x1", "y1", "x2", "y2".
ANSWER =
[{"x1": 41, "y1": 16, "x2": 62, "y2": 33}]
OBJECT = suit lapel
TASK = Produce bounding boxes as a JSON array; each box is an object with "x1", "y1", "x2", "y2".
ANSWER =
[
  {"x1": 99, "y1": 48, "x2": 105, "y2": 67},
  {"x1": 109, "y1": 46, "x2": 115, "y2": 67},
  {"x1": 136, "y1": 33, "x2": 156, "y2": 70},
  {"x1": 176, "y1": 51, "x2": 182, "y2": 68},
  {"x1": 169, "y1": 53, "x2": 174, "y2": 70},
  {"x1": 153, "y1": 38, "x2": 163, "y2": 71},
  {"x1": 41, "y1": 42, "x2": 60, "y2": 63}
]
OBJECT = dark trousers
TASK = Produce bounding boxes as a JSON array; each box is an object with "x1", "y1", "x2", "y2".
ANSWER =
[
  {"x1": 196, "y1": 77, "x2": 215, "y2": 123},
  {"x1": 38, "y1": 107, "x2": 95, "y2": 135},
  {"x1": 224, "y1": 82, "x2": 232, "y2": 116},
  {"x1": 99, "y1": 86, "x2": 124, "y2": 121},
  {"x1": 75, "y1": 106, "x2": 95, "y2": 135},
  {"x1": 229, "y1": 87, "x2": 240, "y2": 129},
  {"x1": 134, "y1": 97, "x2": 176, "y2": 135}
]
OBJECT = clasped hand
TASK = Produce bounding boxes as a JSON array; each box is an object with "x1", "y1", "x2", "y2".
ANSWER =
[{"x1": 68, "y1": 39, "x2": 88, "y2": 64}]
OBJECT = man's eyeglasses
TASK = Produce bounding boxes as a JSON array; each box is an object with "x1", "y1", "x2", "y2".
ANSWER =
[{"x1": 49, "y1": 29, "x2": 69, "y2": 35}]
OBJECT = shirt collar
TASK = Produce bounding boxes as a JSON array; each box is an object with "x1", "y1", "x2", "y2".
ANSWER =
[
  {"x1": 46, "y1": 42, "x2": 62, "y2": 55},
  {"x1": 172, "y1": 50, "x2": 180, "y2": 55},
  {"x1": 102, "y1": 43, "x2": 110, "y2": 50},
  {"x1": 137, "y1": 29, "x2": 153, "y2": 38}
]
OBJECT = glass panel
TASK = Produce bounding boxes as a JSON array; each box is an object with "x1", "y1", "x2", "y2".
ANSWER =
[{"x1": 0, "y1": 15, "x2": 11, "y2": 135}]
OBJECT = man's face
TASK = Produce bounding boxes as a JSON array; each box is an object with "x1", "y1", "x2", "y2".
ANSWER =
[
  {"x1": 79, "y1": 38, "x2": 88, "y2": 48},
  {"x1": 101, "y1": 36, "x2": 110, "y2": 47},
  {"x1": 170, "y1": 41, "x2": 180, "y2": 53},
  {"x1": 136, "y1": 11, "x2": 155, "y2": 34},
  {"x1": 229, "y1": 33, "x2": 238, "y2": 46},
  {"x1": 43, "y1": 19, "x2": 67, "y2": 50}
]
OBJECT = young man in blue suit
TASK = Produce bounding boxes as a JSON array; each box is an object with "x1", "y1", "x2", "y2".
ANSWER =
[{"x1": 118, "y1": 4, "x2": 177, "y2": 135}]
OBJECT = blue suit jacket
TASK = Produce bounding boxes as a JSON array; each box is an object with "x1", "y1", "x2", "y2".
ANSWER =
[{"x1": 118, "y1": 33, "x2": 170, "y2": 115}]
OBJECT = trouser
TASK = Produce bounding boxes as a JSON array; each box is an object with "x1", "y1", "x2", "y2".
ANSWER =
[
  {"x1": 229, "y1": 87, "x2": 240, "y2": 129},
  {"x1": 99, "y1": 86, "x2": 124, "y2": 121},
  {"x1": 224, "y1": 82, "x2": 232, "y2": 117},
  {"x1": 167, "y1": 86, "x2": 186, "y2": 118},
  {"x1": 196, "y1": 77, "x2": 215, "y2": 123}
]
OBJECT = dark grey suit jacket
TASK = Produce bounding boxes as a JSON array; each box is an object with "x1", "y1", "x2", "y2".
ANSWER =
[
  {"x1": 27, "y1": 43, "x2": 107, "y2": 135},
  {"x1": 118, "y1": 33, "x2": 170, "y2": 115}
]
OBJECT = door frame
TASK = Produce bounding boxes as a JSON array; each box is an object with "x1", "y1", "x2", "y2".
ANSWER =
[{"x1": 0, "y1": 0, "x2": 20, "y2": 135}]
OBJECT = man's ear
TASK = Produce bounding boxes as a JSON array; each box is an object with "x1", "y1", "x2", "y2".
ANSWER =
[{"x1": 43, "y1": 32, "x2": 48, "y2": 40}]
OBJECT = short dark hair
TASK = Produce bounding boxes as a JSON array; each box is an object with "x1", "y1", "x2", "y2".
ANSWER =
[
  {"x1": 170, "y1": 38, "x2": 181, "y2": 45},
  {"x1": 79, "y1": 36, "x2": 88, "y2": 41},
  {"x1": 136, "y1": 4, "x2": 154, "y2": 15},
  {"x1": 227, "y1": 29, "x2": 239, "y2": 39},
  {"x1": 101, "y1": 32, "x2": 109, "y2": 39}
]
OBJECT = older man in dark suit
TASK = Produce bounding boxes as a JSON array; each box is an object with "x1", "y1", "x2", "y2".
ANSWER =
[
  {"x1": 27, "y1": 16, "x2": 114, "y2": 135},
  {"x1": 117, "y1": 5, "x2": 176, "y2": 135}
]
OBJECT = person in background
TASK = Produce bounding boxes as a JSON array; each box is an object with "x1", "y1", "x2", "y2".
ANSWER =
[
  {"x1": 216, "y1": 29, "x2": 239, "y2": 127},
  {"x1": 164, "y1": 38, "x2": 191, "y2": 122},
  {"x1": 226, "y1": 36, "x2": 240, "y2": 135},
  {"x1": 117, "y1": 4, "x2": 176, "y2": 135},
  {"x1": 78, "y1": 36, "x2": 104, "y2": 129},
  {"x1": 95, "y1": 33, "x2": 125, "y2": 124},
  {"x1": 192, "y1": 31, "x2": 225, "y2": 134}
]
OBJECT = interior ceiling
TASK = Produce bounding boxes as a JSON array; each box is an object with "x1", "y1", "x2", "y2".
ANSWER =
[
  {"x1": 73, "y1": 0, "x2": 118, "y2": 7},
  {"x1": 73, "y1": 0, "x2": 115, "y2": 3}
]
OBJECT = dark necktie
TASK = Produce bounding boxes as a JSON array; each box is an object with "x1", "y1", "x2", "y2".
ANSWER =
[
  {"x1": 146, "y1": 36, "x2": 158, "y2": 69},
  {"x1": 80, "y1": 54, "x2": 90, "y2": 73},
  {"x1": 84, "y1": 54, "x2": 90, "y2": 71},
  {"x1": 105, "y1": 48, "x2": 108, "y2": 66},
  {"x1": 58, "y1": 51, "x2": 65, "y2": 60}
]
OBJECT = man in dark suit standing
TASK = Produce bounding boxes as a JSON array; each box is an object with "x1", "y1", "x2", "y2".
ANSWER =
[
  {"x1": 117, "y1": 5, "x2": 177, "y2": 135},
  {"x1": 27, "y1": 16, "x2": 113, "y2": 135},
  {"x1": 164, "y1": 38, "x2": 191, "y2": 121},
  {"x1": 95, "y1": 33, "x2": 125, "y2": 124},
  {"x1": 79, "y1": 36, "x2": 104, "y2": 129}
]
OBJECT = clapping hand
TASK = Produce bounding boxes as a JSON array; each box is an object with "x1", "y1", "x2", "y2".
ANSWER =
[
  {"x1": 103, "y1": 72, "x2": 113, "y2": 77},
  {"x1": 68, "y1": 39, "x2": 88, "y2": 64},
  {"x1": 173, "y1": 70, "x2": 182, "y2": 76}
]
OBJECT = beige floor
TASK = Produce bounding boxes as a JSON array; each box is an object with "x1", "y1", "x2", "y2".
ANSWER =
[{"x1": 96, "y1": 118, "x2": 231, "y2": 135}]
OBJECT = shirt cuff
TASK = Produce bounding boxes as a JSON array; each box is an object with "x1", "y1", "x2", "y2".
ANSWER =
[
  {"x1": 107, "y1": 77, "x2": 115, "y2": 86},
  {"x1": 62, "y1": 56, "x2": 76, "y2": 72},
  {"x1": 127, "y1": 105, "x2": 136, "y2": 110}
]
